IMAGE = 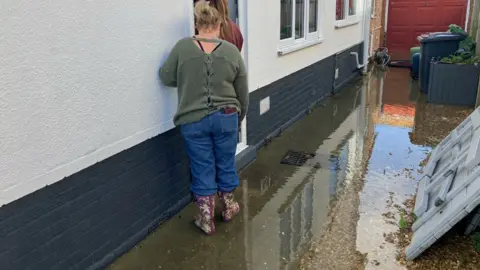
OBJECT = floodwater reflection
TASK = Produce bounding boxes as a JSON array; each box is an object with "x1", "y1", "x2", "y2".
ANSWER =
[
  {"x1": 109, "y1": 76, "x2": 375, "y2": 270},
  {"x1": 110, "y1": 67, "x2": 472, "y2": 270}
]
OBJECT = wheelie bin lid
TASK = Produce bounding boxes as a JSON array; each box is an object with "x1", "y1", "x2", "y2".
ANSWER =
[{"x1": 420, "y1": 32, "x2": 468, "y2": 43}]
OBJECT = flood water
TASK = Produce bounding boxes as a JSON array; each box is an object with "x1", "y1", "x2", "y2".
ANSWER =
[
  {"x1": 355, "y1": 70, "x2": 430, "y2": 270},
  {"x1": 108, "y1": 68, "x2": 473, "y2": 270}
]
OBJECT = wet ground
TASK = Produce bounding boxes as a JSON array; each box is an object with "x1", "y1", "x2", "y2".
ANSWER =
[
  {"x1": 108, "y1": 68, "x2": 476, "y2": 270},
  {"x1": 300, "y1": 69, "x2": 476, "y2": 270}
]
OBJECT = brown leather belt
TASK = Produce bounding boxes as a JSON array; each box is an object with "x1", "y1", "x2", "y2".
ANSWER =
[{"x1": 221, "y1": 107, "x2": 237, "y2": 114}]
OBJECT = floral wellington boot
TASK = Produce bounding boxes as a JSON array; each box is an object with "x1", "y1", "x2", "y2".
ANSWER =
[
  {"x1": 194, "y1": 195, "x2": 216, "y2": 235},
  {"x1": 218, "y1": 191, "x2": 240, "y2": 222}
]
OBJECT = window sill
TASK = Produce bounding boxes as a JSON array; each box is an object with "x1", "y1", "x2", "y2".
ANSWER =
[
  {"x1": 335, "y1": 19, "x2": 360, "y2": 29},
  {"x1": 277, "y1": 38, "x2": 325, "y2": 56}
]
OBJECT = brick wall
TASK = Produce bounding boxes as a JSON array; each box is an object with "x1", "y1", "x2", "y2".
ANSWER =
[
  {"x1": 369, "y1": 0, "x2": 385, "y2": 55},
  {"x1": 0, "y1": 128, "x2": 191, "y2": 270}
]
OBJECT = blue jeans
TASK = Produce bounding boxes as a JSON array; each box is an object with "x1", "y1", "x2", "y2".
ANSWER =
[{"x1": 180, "y1": 110, "x2": 239, "y2": 196}]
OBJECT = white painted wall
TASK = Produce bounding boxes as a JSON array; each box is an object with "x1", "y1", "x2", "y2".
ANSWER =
[
  {"x1": 246, "y1": 0, "x2": 365, "y2": 91},
  {"x1": 0, "y1": 1, "x2": 192, "y2": 205}
]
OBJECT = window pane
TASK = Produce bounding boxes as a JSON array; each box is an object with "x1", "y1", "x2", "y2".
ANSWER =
[
  {"x1": 280, "y1": 0, "x2": 293, "y2": 40},
  {"x1": 295, "y1": 0, "x2": 305, "y2": 39},
  {"x1": 309, "y1": 0, "x2": 318, "y2": 32},
  {"x1": 336, "y1": 0, "x2": 345, "y2": 20},
  {"x1": 349, "y1": 0, "x2": 357, "y2": 16}
]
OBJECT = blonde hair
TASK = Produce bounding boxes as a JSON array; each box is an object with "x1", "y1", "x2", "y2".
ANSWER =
[{"x1": 194, "y1": 1, "x2": 221, "y2": 31}]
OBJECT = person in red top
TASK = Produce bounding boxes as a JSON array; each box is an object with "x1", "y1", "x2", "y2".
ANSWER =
[{"x1": 194, "y1": 0, "x2": 243, "y2": 51}]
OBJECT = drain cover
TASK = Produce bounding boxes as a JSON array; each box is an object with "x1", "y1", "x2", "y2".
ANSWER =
[{"x1": 280, "y1": 150, "x2": 316, "y2": 167}]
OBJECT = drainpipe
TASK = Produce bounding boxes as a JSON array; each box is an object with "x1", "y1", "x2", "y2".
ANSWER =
[
  {"x1": 465, "y1": 0, "x2": 472, "y2": 32},
  {"x1": 353, "y1": 0, "x2": 372, "y2": 72},
  {"x1": 384, "y1": 0, "x2": 390, "y2": 47},
  {"x1": 471, "y1": 0, "x2": 479, "y2": 43},
  {"x1": 351, "y1": 51, "x2": 366, "y2": 69},
  {"x1": 363, "y1": 0, "x2": 372, "y2": 71}
]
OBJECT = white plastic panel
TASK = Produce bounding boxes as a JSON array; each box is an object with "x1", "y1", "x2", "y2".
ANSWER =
[
  {"x1": 406, "y1": 107, "x2": 480, "y2": 260},
  {"x1": 465, "y1": 207, "x2": 480, "y2": 235}
]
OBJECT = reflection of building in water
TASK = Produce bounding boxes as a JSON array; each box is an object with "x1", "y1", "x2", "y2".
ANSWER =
[
  {"x1": 330, "y1": 83, "x2": 368, "y2": 197},
  {"x1": 366, "y1": 71, "x2": 380, "y2": 146},
  {"x1": 410, "y1": 94, "x2": 473, "y2": 147},
  {"x1": 379, "y1": 104, "x2": 415, "y2": 128},
  {"x1": 279, "y1": 180, "x2": 314, "y2": 270},
  {"x1": 374, "y1": 71, "x2": 416, "y2": 128},
  {"x1": 378, "y1": 103, "x2": 415, "y2": 128},
  {"x1": 329, "y1": 132, "x2": 353, "y2": 197},
  {"x1": 102, "y1": 77, "x2": 381, "y2": 270},
  {"x1": 249, "y1": 164, "x2": 318, "y2": 270},
  {"x1": 243, "y1": 81, "x2": 375, "y2": 270}
]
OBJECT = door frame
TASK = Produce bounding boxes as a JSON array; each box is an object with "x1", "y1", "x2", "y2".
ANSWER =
[{"x1": 237, "y1": 0, "x2": 249, "y2": 153}]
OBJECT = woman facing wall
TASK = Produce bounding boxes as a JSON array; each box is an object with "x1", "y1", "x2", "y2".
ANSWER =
[{"x1": 160, "y1": 1, "x2": 249, "y2": 235}]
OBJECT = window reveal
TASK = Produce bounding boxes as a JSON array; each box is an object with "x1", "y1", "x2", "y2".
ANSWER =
[{"x1": 279, "y1": 0, "x2": 320, "y2": 49}]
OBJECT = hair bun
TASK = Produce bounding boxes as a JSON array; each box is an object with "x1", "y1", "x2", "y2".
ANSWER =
[
  {"x1": 194, "y1": 0, "x2": 221, "y2": 30},
  {"x1": 194, "y1": 1, "x2": 210, "y2": 16}
]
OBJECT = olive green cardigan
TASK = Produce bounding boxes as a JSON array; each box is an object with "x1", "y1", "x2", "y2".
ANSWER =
[{"x1": 159, "y1": 37, "x2": 249, "y2": 126}]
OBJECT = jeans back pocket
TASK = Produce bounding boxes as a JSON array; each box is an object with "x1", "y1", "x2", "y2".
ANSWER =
[
  {"x1": 180, "y1": 121, "x2": 203, "y2": 137},
  {"x1": 220, "y1": 112, "x2": 238, "y2": 134}
]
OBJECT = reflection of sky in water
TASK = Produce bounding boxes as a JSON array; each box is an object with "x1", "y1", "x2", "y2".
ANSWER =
[{"x1": 369, "y1": 125, "x2": 430, "y2": 172}]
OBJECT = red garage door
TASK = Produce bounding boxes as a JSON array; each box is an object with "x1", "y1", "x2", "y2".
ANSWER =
[{"x1": 386, "y1": 0, "x2": 468, "y2": 60}]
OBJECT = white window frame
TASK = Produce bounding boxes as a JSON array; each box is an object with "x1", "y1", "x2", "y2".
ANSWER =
[
  {"x1": 335, "y1": 0, "x2": 360, "y2": 29},
  {"x1": 278, "y1": 0, "x2": 324, "y2": 56}
]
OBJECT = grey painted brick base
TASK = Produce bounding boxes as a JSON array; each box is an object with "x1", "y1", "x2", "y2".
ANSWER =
[
  {"x1": 0, "y1": 129, "x2": 257, "y2": 270},
  {"x1": 0, "y1": 128, "x2": 192, "y2": 270},
  {"x1": 247, "y1": 43, "x2": 363, "y2": 146},
  {"x1": 334, "y1": 43, "x2": 364, "y2": 93},
  {"x1": 0, "y1": 42, "x2": 362, "y2": 270}
]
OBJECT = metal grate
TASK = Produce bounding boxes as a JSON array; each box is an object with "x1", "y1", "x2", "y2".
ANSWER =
[{"x1": 280, "y1": 150, "x2": 316, "y2": 167}]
